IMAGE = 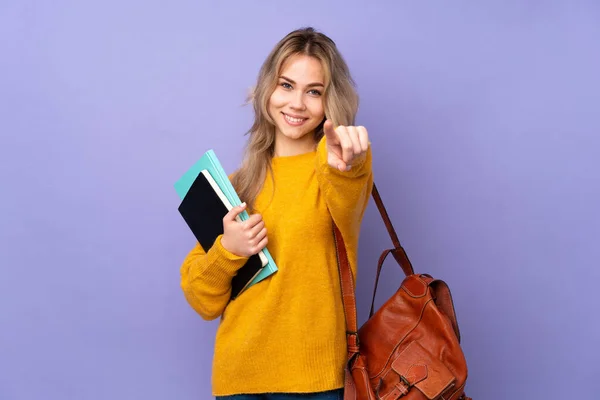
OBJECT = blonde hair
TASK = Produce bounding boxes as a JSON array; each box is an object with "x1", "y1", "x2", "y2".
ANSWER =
[{"x1": 231, "y1": 27, "x2": 359, "y2": 209}]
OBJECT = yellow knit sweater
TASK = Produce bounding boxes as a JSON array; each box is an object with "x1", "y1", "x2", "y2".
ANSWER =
[{"x1": 180, "y1": 136, "x2": 373, "y2": 396}]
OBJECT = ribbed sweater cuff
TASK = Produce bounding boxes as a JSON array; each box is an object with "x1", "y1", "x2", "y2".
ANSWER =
[{"x1": 191, "y1": 235, "x2": 248, "y2": 288}]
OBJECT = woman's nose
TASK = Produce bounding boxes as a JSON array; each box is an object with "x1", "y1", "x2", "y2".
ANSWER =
[{"x1": 289, "y1": 91, "x2": 306, "y2": 110}]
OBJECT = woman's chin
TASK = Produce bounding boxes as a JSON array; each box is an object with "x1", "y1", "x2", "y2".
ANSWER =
[{"x1": 277, "y1": 128, "x2": 312, "y2": 142}]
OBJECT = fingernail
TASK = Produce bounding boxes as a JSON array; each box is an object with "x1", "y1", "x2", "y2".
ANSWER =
[{"x1": 346, "y1": 165, "x2": 352, "y2": 171}]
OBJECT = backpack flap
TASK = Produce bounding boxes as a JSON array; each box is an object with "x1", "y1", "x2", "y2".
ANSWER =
[{"x1": 391, "y1": 340, "x2": 456, "y2": 399}]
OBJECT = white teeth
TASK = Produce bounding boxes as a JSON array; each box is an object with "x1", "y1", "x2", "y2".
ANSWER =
[{"x1": 284, "y1": 114, "x2": 305, "y2": 124}]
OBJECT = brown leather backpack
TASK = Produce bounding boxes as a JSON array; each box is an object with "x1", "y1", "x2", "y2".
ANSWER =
[{"x1": 334, "y1": 184, "x2": 471, "y2": 400}]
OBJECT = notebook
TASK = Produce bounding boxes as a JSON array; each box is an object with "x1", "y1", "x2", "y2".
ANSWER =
[
  {"x1": 178, "y1": 169, "x2": 265, "y2": 299},
  {"x1": 174, "y1": 149, "x2": 278, "y2": 291}
]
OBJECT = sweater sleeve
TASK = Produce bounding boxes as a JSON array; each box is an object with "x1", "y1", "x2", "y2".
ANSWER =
[
  {"x1": 314, "y1": 135, "x2": 374, "y2": 275},
  {"x1": 180, "y1": 235, "x2": 248, "y2": 320}
]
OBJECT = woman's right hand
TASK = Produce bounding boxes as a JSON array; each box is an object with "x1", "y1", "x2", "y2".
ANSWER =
[{"x1": 220, "y1": 202, "x2": 268, "y2": 257}]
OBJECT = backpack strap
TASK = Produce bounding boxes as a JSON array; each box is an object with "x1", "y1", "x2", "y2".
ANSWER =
[
  {"x1": 369, "y1": 247, "x2": 411, "y2": 318},
  {"x1": 372, "y1": 184, "x2": 414, "y2": 277},
  {"x1": 333, "y1": 224, "x2": 359, "y2": 363},
  {"x1": 367, "y1": 184, "x2": 415, "y2": 317},
  {"x1": 371, "y1": 184, "x2": 401, "y2": 249},
  {"x1": 335, "y1": 183, "x2": 413, "y2": 355}
]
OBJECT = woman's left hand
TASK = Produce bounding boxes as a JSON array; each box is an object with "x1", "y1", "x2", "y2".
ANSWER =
[{"x1": 323, "y1": 119, "x2": 370, "y2": 172}]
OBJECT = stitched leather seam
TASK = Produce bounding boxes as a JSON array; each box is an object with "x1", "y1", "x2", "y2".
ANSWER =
[
  {"x1": 428, "y1": 376, "x2": 455, "y2": 399},
  {"x1": 400, "y1": 276, "x2": 429, "y2": 298},
  {"x1": 359, "y1": 367, "x2": 375, "y2": 400},
  {"x1": 370, "y1": 298, "x2": 434, "y2": 379}
]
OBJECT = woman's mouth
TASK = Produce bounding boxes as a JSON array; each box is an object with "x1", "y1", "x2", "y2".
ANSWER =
[{"x1": 283, "y1": 113, "x2": 308, "y2": 126}]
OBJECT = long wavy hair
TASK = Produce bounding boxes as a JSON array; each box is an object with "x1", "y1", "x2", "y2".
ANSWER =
[{"x1": 231, "y1": 27, "x2": 359, "y2": 209}]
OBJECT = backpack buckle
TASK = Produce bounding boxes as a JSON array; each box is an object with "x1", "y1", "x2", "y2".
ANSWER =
[{"x1": 346, "y1": 330, "x2": 360, "y2": 346}]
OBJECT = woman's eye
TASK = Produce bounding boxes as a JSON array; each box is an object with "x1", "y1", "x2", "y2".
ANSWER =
[
  {"x1": 309, "y1": 89, "x2": 322, "y2": 96},
  {"x1": 281, "y1": 82, "x2": 292, "y2": 89}
]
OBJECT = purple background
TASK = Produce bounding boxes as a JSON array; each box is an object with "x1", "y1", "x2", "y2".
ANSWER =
[{"x1": 1, "y1": 1, "x2": 599, "y2": 399}]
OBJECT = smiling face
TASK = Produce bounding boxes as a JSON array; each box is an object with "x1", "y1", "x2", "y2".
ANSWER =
[{"x1": 268, "y1": 54, "x2": 326, "y2": 156}]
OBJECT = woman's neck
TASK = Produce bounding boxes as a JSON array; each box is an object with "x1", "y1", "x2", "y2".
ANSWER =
[{"x1": 273, "y1": 132, "x2": 316, "y2": 157}]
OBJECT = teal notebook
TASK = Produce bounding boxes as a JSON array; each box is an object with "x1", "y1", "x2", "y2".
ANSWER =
[{"x1": 175, "y1": 150, "x2": 278, "y2": 287}]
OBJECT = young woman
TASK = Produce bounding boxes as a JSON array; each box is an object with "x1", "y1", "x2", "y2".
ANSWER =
[{"x1": 180, "y1": 27, "x2": 373, "y2": 400}]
